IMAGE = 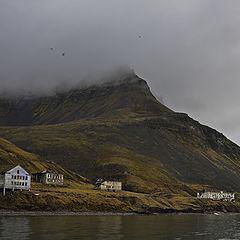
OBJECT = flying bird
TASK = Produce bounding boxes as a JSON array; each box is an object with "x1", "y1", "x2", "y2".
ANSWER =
[
  {"x1": 62, "y1": 53, "x2": 65, "y2": 56},
  {"x1": 138, "y1": 35, "x2": 142, "y2": 38},
  {"x1": 50, "y1": 48, "x2": 54, "y2": 50}
]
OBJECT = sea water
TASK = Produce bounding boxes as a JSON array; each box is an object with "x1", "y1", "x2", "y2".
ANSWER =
[{"x1": 0, "y1": 214, "x2": 240, "y2": 240}]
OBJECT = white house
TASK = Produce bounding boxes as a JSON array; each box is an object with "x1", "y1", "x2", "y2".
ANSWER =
[
  {"x1": 197, "y1": 190, "x2": 235, "y2": 202},
  {"x1": 0, "y1": 165, "x2": 31, "y2": 195},
  {"x1": 95, "y1": 179, "x2": 122, "y2": 192},
  {"x1": 32, "y1": 169, "x2": 63, "y2": 185}
]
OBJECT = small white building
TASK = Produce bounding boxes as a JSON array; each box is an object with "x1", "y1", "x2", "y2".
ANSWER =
[
  {"x1": 95, "y1": 179, "x2": 122, "y2": 192},
  {"x1": 32, "y1": 169, "x2": 63, "y2": 185},
  {"x1": 197, "y1": 190, "x2": 235, "y2": 202},
  {"x1": 0, "y1": 165, "x2": 31, "y2": 195}
]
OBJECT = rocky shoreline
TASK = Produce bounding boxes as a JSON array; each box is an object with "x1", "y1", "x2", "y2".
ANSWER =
[
  {"x1": 0, "y1": 209, "x2": 240, "y2": 216},
  {"x1": 0, "y1": 210, "x2": 138, "y2": 216},
  {"x1": 1, "y1": 205, "x2": 240, "y2": 216}
]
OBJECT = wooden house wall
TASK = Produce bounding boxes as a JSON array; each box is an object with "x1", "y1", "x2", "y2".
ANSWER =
[
  {"x1": 0, "y1": 175, "x2": 4, "y2": 187},
  {"x1": 4, "y1": 166, "x2": 31, "y2": 190}
]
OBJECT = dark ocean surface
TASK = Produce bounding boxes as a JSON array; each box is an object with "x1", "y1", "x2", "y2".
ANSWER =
[{"x1": 0, "y1": 214, "x2": 239, "y2": 240}]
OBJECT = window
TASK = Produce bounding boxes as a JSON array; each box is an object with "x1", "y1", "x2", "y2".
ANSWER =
[
  {"x1": 17, "y1": 170, "x2": 20, "y2": 174},
  {"x1": 25, "y1": 176, "x2": 28, "y2": 180},
  {"x1": 25, "y1": 182, "x2": 27, "y2": 186}
]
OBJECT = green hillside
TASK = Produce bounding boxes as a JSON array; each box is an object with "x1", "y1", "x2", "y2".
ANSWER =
[
  {"x1": 0, "y1": 137, "x2": 87, "y2": 185},
  {"x1": 0, "y1": 73, "x2": 239, "y2": 196}
]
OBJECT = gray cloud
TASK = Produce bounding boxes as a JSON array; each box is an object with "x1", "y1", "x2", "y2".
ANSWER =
[{"x1": 0, "y1": 0, "x2": 240, "y2": 145}]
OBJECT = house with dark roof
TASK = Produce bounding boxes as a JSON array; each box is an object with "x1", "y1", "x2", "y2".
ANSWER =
[
  {"x1": 32, "y1": 169, "x2": 63, "y2": 185},
  {"x1": 0, "y1": 165, "x2": 31, "y2": 195}
]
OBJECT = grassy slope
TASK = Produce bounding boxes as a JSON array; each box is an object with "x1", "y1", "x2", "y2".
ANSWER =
[
  {"x1": 0, "y1": 138, "x2": 231, "y2": 214},
  {"x1": 1, "y1": 183, "x2": 240, "y2": 213},
  {"x1": 0, "y1": 137, "x2": 220, "y2": 213},
  {"x1": 0, "y1": 137, "x2": 87, "y2": 185},
  {"x1": 0, "y1": 113, "x2": 240, "y2": 194}
]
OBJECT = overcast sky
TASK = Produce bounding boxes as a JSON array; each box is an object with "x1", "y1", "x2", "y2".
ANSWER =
[{"x1": 0, "y1": 0, "x2": 240, "y2": 145}]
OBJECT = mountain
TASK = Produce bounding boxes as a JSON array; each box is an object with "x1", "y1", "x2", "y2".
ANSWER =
[
  {"x1": 0, "y1": 73, "x2": 240, "y2": 195},
  {"x1": 0, "y1": 73, "x2": 171, "y2": 126}
]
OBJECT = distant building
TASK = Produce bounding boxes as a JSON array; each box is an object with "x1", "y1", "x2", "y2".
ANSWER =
[
  {"x1": 197, "y1": 190, "x2": 235, "y2": 202},
  {"x1": 0, "y1": 165, "x2": 31, "y2": 195},
  {"x1": 32, "y1": 169, "x2": 63, "y2": 185},
  {"x1": 95, "y1": 179, "x2": 122, "y2": 192}
]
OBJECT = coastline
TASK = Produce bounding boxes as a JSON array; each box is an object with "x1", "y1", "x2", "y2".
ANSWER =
[
  {"x1": 0, "y1": 209, "x2": 240, "y2": 217},
  {"x1": 0, "y1": 210, "x2": 139, "y2": 216},
  {"x1": 1, "y1": 189, "x2": 240, "y2": 216}
]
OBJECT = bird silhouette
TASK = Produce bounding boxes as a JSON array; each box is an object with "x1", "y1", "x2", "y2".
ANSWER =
[{"x1": 62, "y1": 53, "x2": 65, "y2": 56}]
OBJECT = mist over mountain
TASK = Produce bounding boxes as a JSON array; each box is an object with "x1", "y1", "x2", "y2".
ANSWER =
[
  {"x1": 0, "y1": 66, "x2": 135, "y2": 97},
  {"x1": 0, "y1": 72, "x2": 170, "y2": 126},
  {"x1": 1, "y1": 1, "x2": 240, "y2": 144}
]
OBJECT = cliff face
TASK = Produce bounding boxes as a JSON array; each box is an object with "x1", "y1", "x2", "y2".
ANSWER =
[{"x1": 0, "y1": 74, "x2": 240, "y2": 194}]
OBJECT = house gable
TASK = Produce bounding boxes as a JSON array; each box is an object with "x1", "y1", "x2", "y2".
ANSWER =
[
  {"x1": 6, "y1": 165, "x2": 30, "y2": 176},
  {"x1": 4, "y1": 165, "x2": 31, "y2": 191}
]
